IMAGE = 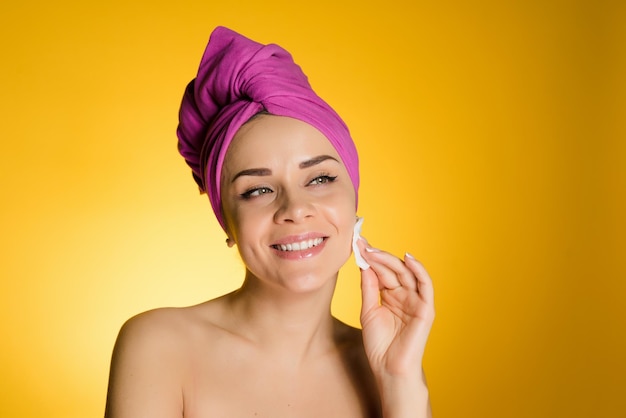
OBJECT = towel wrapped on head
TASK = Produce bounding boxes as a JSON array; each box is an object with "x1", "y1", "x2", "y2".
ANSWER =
[{"x1": 177, "y1": 26, "x2": 359, "y2": 230}]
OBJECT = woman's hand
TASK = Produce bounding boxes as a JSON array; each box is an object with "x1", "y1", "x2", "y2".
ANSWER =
[{"x1": 357, "y1": 238, "x2": 435, "y2": 382}]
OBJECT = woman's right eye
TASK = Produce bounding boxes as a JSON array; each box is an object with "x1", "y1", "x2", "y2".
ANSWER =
[{"x1": 240, "y1": 187, "x2": 273, "y2": 199}]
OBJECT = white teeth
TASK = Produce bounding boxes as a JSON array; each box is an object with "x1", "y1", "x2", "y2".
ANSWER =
[{"x1": 275, "y1": 238, "x2": 323, "y2": 252}]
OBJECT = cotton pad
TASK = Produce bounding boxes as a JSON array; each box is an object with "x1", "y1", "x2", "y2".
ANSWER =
[{"x1": 352, "y1": 217, "x2": 370, "y2": 269}]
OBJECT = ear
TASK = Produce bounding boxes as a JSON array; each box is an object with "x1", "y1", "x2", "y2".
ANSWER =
[{"x1": 223, "y1": 218, "x2": 236, "y2": 247}]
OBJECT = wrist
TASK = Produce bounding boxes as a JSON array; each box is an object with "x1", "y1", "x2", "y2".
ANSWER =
[{"x1": 377, "y1": 371, "x2": 431, "y2": 418}]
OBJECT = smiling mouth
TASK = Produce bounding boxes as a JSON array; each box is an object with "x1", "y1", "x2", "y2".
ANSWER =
[{"x1": 271, "y1": 237, "x2": 326, "y2": 252}]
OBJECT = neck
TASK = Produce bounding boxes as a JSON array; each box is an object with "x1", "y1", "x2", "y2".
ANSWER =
[{"x1": 223, "y1": 269, "x2": 340, "y2": 362}]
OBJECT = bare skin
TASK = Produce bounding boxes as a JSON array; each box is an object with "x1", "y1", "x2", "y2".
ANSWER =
[
  {"x1": 105, "y1": 115, "x2": 434, "y2": 418},
  {"x1": 106, "y1": 289, "x2": 380, "y2": 417}
]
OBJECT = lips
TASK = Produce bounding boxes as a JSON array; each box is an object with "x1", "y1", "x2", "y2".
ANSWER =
[{"x1": 270, "y1": 233, "x2": 328, "y2": 259}]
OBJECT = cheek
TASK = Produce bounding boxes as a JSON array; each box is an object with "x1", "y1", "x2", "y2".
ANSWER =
[
  {"x1": 323, "y1": 184, "x2": 356, "y2": 220},
  {"x1": 229, "y1": 205, "x2": 267, "y2": 242},
  {"x1": 328, "y1": 201, "x2": 356, "y2": 231},
  {"x1": 229, "y1": 211, "x2": 268, "y2": 267},
  {"x1": 319, "y1": 190, "x2": 356, "y2": 242}
]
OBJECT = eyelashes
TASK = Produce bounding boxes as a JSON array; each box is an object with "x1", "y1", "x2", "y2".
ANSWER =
[
  {"x1": 240, "y1": 186, "x2": 273, "y2": 199},
  {"x1": 308, "y1": 174, "x2": 338, "y2": 185},
  {"x1": 238, "y1": 174, "x2": 338, "y2": 200}
]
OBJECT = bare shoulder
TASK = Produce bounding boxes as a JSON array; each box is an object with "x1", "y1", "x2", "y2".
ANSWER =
[
  {"x1": 333, "y1": 318, "x2": 365, "y2": 352},
  {"x1": 114, "y1": 298, "x2": 227, "y2": 347},
  {"x1": 105, "y1": 302, "x2": 222, "y2": 418},
  {"x1": 117, "y1": 306, "x2": 200, "y2": 344},
  {"x1": 332, "y1": 319, "x2": 381, "y2": 416},
  {"x1": 333, "y1": 319, "x2": 373, "y2": 376}
]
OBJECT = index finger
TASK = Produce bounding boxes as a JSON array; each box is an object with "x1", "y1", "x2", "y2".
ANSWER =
[{"x1": 403, "y1": 253, "x2": 435, "y2": 306}]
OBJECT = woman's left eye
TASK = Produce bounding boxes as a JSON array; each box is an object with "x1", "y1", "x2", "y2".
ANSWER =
[{"x1": 308, "y1": 175, "x2": 338, "y2": 186}]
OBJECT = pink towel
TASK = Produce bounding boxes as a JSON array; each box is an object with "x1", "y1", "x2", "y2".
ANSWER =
[{"x1": 177, "y1": 26, "x2": 359, "y2": 230}]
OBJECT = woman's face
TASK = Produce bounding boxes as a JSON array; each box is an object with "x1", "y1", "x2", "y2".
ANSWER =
[{"x1": 220, "y1": 115, "x2": 357, "y2": 293}]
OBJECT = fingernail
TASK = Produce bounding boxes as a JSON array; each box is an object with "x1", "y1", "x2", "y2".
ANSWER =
[
  {"x1": 365, "y1": 246, "x2": 380, "y2": 253},
  {"x1": 358, "y1": 236, "x2": 369, "y2": 244},
  {"x1": 405, "y1": 252, "x2": 416, "y2": 260}
]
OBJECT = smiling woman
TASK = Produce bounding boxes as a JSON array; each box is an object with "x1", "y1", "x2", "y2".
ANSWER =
[
  {"x1": 104, "y1": 26, "x2": 435, "y2": 418},
  {"x1": 221, "y1": 115, "x2": 356, "y2": 293}
]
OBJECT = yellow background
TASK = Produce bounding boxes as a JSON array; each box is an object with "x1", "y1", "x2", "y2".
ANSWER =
[{"x1": 1, "y1": 1, "x2": 624, "y2": 417}]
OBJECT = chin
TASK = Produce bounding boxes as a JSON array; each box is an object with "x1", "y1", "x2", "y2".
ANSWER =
[
  {"x1": 282, "y1": 273, "x2": 338, "y2": 294},
  {"x1": 268, "y1": 263, "x2": 341, "y2": 293},
  {"x1": 250, "y1": 250, "x2": 351, "y2": 294}
]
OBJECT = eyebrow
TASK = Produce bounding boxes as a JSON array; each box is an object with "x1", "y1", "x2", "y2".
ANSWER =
[
  {"x1": 299, "y1": 154, "x2": 340, "y2": 169},
  {"x1": 231, "y1": 168, "x2": 272, "y2": 183},
  {"x1": 231, "y1": 155, "x2": 340, "y2": 183}
]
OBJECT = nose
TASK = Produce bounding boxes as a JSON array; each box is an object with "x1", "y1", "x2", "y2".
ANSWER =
[{"x1": 273, "y1": 188, "x2": 315, "y2": 224}]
